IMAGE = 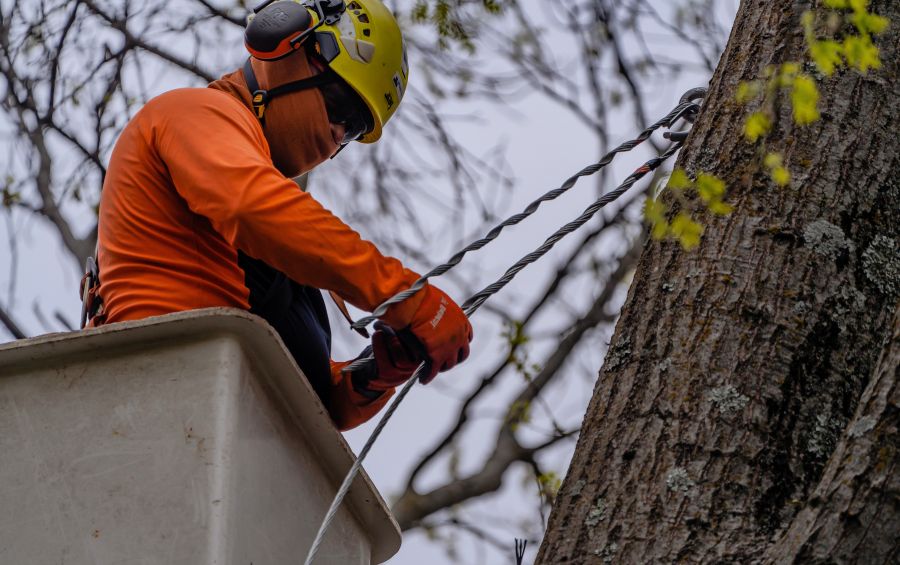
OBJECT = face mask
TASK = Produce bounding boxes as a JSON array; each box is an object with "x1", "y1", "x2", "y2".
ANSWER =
[{"x1": 209, "y1": 52, "x2": 338, "y2": 178}]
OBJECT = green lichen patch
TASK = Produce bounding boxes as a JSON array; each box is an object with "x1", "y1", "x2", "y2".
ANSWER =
[
  {"x1": 707, "y1": 384, "x2": 750, "y2": 416},
  {"x1": 830, "y1": 284, "x2": 867, "y2": 333},
  {"x1": 862, "y1": 235, "x2": 900, "y2": 298},
  {"x1": 569, "y1": 479, "x2": 586, "y2": 497},
  {"x1": 802, "y1": 219, "x2": 855, "y2": 259},
  {"x1": 584, "y1": 497, "x2": 607, "y2": 526},
  {"x1": 593, "y1": 542, "x2": 619, "y2": 563},
  {"x1": 807, "y1": 413, "x2": 845, "y2": 459},
  {"x1": 605, "y1": 337, "x2": 632, "y2": 371},
  {"x1": 793, "y1": 300, "x2": 811, "y2": 315},
  {"x1": 665, "y1": 467, "x2": 695, "y2": 493}
]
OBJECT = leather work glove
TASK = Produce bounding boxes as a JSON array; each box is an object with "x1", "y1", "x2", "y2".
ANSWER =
[
  {"x1": 340, "y1": 322, "x2": 429, "y2": 396},
  {"x1": 366, "y1": 322, "x2": 425, "y2": 391},
  {"x1": 335, "y1": 323, "x2": 424, "y2": 397},
  {"x1": 329, "y1": 359, "x2": 393, "y2": 430},
  {"x1": 403, "y1": 285, "x2": 473, "y2": 383}
]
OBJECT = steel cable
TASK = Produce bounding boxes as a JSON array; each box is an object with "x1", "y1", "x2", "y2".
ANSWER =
[
  {"x1": 305, "y1": 88, "x2": 706, "y2": 563},
  {"x1": 461, "y1": 142, "x2": 682, "y2": 315},
  {"x1": 349, "y1": 99, "x2": 700, "y2": 333},
  {"x1": 305, "y1": 135, "x2": 689, "y2": 564}
]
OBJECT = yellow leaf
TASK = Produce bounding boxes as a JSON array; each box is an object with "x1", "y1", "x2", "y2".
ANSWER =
[
  {"x1": 801, "y1": 11, "x2": 816, "y2": 31},
  {"x1": 708, "y1": 201, "x2": 734, "y2": 216},
  {"x1": 744, "y1": 112, "x2": 771, "y2": 142},
  {"x1": 848, "y1": 0, "x2": 869, "y2": 13},
  {"x1": 670, "y1": 213, "x2": 704, "y2": 250},
  {"x1": 645, "y1": 197, "x2": 669, "y2": 240},
  {"x1": 764, "y1": 152, "x2": 783, "y2": 169},
  {"x1": 792, "y1": 75, "x2": 821, "y2": 125},
  {"x1": 852, "y1": 11, "x2": 889, "y2": 34},
  {"x1": 781, "y1": 62, "x2": 800, "y2": 77},
  {"x1": 652, "y1": 221, "x2": 669, "y2": 240},
  {"x1": 735, "y1": 81, "x2": 761, "y2": 104},
  {"x1": 802, "y1": 12, "x2": 818, "y2": 47},
  {"x1": 644, "y1": 198, "x2": 667, "y2": 224},
  {"x1": 824, "y1": 0, "x2": 849, "y2": 8},
  {"x1": 810, "y1": 40, "x2": 844, "y2": 75},
  {"x1": 667, "y1": 168, "x2": 692, "y2": 190},
  {"x1": 843, "y1": 35, "x2": 882, "y2": 72},
  {"x1": 771, "y1": 166, "x2": 791, "y2": 186},
  {"x1": 696, "y1": 173, "x2": 726, "y2": 203}
]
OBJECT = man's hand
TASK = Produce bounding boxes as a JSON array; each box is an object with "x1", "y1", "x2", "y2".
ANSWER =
[
  {"x1": 365, "y1": 322, "x2": 424, "y2": 390},
  {"x1": 403, "y1": 285, "x2": 473, "y2": 383}
]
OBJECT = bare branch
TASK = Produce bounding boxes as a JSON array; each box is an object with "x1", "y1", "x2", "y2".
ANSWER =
[
  {"x1": 193, "y1": 0, "x2": 245, "y2": 27},
  {"x1": 394, "y1": 237, "x2": 644, "y2": 529},
  {"x1": 81, "y1": 0, "x2": 217, "y2": 82},
  {"x1": 394, "y1": 426, "x2": 578, "y2": 530},
  {"x1": 420, "y1": 517, "x2": 511, "y2": 553},
  {"x1": 403, "y1": 197, "x2": 642, "y2": 492},
  {"x1": 0, "y1": 302, "x2": 25, "y2": 339}
]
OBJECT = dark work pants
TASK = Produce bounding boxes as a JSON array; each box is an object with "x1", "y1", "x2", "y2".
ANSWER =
[{"x1": 238, "y1": 251, "x2": 333, "y2": 406}]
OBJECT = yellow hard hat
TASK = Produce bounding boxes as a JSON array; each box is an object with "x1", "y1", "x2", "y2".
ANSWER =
[{"x1": 245, "y1": 0, "x2": 409, "y2": 143}]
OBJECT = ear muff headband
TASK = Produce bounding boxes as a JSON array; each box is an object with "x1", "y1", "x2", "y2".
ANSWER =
[
  {"x1": 245, "y1": 0, "x2": 347, "y2": 61},
  {"x1": 245, "y1": 2, "x2": 313, "y2": 60}
]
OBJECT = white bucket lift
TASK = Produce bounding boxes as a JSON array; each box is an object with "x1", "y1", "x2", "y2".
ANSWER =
[{"x1": 0, "y1": 308, "x2": 401, "y2": 564}]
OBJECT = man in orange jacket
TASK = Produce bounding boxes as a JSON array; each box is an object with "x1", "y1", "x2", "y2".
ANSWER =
[{"x1": 89, "y1": 0, "x2": 473, "y2": 430}]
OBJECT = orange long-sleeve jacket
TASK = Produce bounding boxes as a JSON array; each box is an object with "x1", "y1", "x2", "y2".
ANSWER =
[{"x1": 97, "y1": 87, "x2": 422, "y2": 430}]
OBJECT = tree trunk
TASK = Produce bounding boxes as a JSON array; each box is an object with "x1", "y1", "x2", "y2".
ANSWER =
[{"x1": 537, "y1": 0, "x2": 899, "y2": 562}]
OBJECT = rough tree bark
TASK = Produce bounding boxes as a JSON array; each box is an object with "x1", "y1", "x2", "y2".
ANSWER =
[
  {"x1": 764, "y1": 305, "x2": 898, "y2": 562},
  {"x1": 537, "y1": 0, "x2": 899, "y2": 563}
]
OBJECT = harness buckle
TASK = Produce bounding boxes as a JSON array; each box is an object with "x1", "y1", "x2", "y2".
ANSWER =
[
  {"x1": 251, "y1": 89, "x2": 269, "y2": 120},
  {"x1": 79, "y1": 256, "x2": 100, "y2": 329}
]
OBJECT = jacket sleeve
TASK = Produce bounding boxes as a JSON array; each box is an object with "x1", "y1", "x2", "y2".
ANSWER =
[
  {"x1": 153, "y1": 89, "x2": 424, "y2": 327},
  {"x1": 328, "y1": 360, "x2": 394, "y2": 431}
]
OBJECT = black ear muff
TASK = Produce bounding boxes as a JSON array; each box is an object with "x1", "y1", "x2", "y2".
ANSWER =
[{"x1": 245, "y1": 1, "x2": 314, "y2": 60}]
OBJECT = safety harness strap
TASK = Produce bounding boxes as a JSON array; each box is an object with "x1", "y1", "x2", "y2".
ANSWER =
[{"x1": 242, "y1": 58, "x2": 338, "y2": 122}]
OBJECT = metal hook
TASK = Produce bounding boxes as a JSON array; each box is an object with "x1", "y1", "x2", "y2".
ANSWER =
[
  {"x1": 678, "y1": 86, "x2": 707, "y2": 124},
  {"x1": 664, "y1": 87, "x2": 708, "y2": 141}
]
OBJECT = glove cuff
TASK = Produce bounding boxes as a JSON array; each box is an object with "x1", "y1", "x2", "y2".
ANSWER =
[{"x1": 350, "y1": 369, "x2": 384, "y2": 399}]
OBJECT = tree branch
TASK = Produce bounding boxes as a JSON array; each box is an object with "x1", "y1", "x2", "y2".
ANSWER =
[
  {"x1": 81, "y1": 0, "x2": 217, "y2": 82},
  {"x1": 192, "y1": 0, "x2": 245, "y2": 27},
  {"x1": 402, "y1": 200, "x2": 641, "y2": 492},
  {"x1": 394, "y1": 237, "x2": 644, "y2": 530},
  {"x1": 0, "y1": 303, "x2": 25, "y2": 339},
  {"x1": 393, "y1": 426, "x2": 578, "y2": 530}
]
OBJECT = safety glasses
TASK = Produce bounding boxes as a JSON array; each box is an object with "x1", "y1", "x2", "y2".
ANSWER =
[{"x1": 318, "y1": 76, "x2": 373, "y2": 144}]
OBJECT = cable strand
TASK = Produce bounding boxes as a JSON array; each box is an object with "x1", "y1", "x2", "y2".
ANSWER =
[
  {"x1": 350, "y1": 100, "x2": 698, "y2": 331},
  {"x1": 343, "y1": 141, "x2": 682, "y2": 376}
]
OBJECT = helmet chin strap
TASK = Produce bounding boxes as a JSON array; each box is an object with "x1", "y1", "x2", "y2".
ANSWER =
[{"x1": 242, "y1": 57, "x2": 339, "y2": 123}]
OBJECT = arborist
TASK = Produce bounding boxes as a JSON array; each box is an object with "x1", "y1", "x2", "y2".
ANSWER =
[{"x1": 82, "y1": 0, "x2": 473, "y2": 430}]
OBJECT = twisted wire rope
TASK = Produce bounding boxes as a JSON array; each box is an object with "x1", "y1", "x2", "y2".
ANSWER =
[
  {"x1": 305, "y1": 135, "x2": 689, "y2": 564},
  {"x1": 461, "y1": 142, "x2": 682, "y2": 315},
  {"x1": 349, "y1": 99, "x2": 699, "y2": 332}
]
